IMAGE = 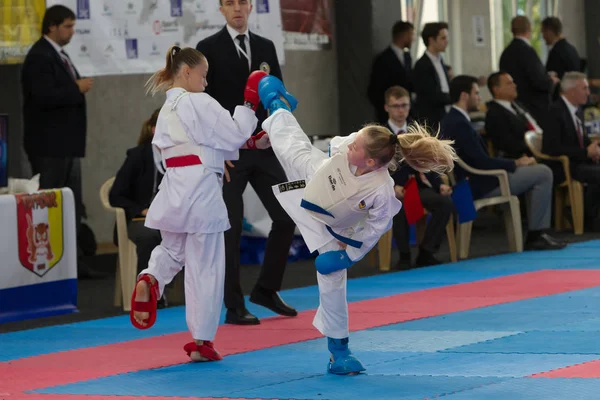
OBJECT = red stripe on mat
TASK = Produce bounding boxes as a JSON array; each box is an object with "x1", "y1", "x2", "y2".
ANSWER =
[
  {"x1": 532, "y1": 359, "x2": 600, "y2": 378},
  {"x1": 3, "y1": 269, "x2": 600, "y2": 399}
]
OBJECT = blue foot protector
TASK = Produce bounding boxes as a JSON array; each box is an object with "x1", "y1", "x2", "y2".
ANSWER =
[
  {"x1": 327, "y1": 337, "x2": 366, "y2": 375},
  {"x1": 258, "y1": 75, "x2": 298, "y2": 113},
  {"x1": 315, "y1": 250, "x2": 354, "y2": 275}
]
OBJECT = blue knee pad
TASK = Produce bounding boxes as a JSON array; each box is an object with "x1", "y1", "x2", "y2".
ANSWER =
[
  {"x1": 327, "y1": 337, "x2": 365, "y2": 375},
  {"x1": 315, "y1": 250, "x2": 354, "y2": 275},
  {"x1": 258, "y1": 75, "x2": 298, "y2": 113}
]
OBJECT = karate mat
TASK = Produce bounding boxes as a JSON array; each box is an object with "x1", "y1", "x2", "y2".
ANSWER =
[{"x1": 2, "y1": 240, "x2": 600, "y2": 400}]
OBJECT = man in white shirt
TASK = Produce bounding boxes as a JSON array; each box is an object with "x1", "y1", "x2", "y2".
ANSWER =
[
  {"x1": 413, "y1": 22, "x2": 452, "y2": 129},
  {"x1": 196, "y1": 0, "x2": 297, "y2": 325},
  {"x1": 442, "y1": 75, "x2": 565, "y2": 251},
  {"x1": 485, "y1": 71, "x2": 543, "y2": 159},
  {"x1": 544, "y1": 72, "x2": 600, "y2": 230}
]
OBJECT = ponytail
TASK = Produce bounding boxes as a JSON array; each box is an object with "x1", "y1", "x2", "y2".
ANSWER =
[
  {"x1": 396, "y1": 123, "x2": 456, "y2": 174},
  {"x1": 361, "y1": 122, "x2": 456, "y2": 174},
  {"x1": 145, "y1": 45, "x2": 207, "y2": 96}
]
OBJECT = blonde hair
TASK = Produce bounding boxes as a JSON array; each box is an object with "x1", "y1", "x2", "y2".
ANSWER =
[
  {"x1": 145, "y1": 45, "x2": 207, "y2": 95},
  {"x1": 362, "y1": 122, "x2": 456, "y2": 174},
  {"x1": 137, "y1": 108, "x2": 160, "y2": 145}
]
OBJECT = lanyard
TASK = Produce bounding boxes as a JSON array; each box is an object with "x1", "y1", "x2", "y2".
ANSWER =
[{"x1": 235, "y1": 40, "x2": 250, "y2": 67}]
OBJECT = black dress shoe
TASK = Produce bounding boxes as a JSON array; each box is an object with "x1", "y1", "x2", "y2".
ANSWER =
[
  {"x1": 525, "y1": 232, "x2": 567, "y2": 251},
  {"x1": 415, "y1": 251, "x2": 442, "y2": 267},
  {"x1": 250, "y1": 287, "x2": 298, "y2": 317},
  {"x1": 392, "y1": 252, "x2": 412, "y2": 270},
  {"x1": 225, "y1": 308, "x2": 260, "y2": 325}
]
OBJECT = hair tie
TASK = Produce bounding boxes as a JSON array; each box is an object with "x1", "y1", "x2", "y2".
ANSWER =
[
  {"x1": 171, "y1": 46, "x2": 181, "y2": 58},
  {"x1": 389, "y1": 134, "x2": 399, "y2": 145}
]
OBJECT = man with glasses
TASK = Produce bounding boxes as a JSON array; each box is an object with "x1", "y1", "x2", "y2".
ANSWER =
[{"x1": 386, "y1": 86, "x2": 455, "y2": 269}]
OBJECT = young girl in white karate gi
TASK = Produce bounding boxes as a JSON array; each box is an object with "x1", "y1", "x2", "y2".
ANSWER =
[
  {"x1": 257, "y1": 76, "x2": 457, "y2": 375},
  {"x1": 129, "y1": 46, "x2": 269, "y2": 362}
]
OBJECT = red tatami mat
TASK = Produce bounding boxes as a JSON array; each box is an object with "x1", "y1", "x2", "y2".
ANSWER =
[
  {"x1": 4, "y1": 269, "x2": 600, "y2": 398},
  {"x1": 532, "y1": 359, "x2": 600, "y2": 378}
]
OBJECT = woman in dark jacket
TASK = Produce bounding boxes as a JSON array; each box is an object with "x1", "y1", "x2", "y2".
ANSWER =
[{"x1": 109, "y1": 109, "x2": 163, "y2": 276}]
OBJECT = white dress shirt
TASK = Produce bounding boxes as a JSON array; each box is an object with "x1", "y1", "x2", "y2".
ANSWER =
[
  {"x1": 494, "y1": 99, "x2": 543, "y2": 133},
  {"x1": 44, "y1": 35, "x2": 77, "y2": 78},
  {"x1": 561, "y1": 95, "x2": 584, "y2": 144},
  {"x1": 226, "y1": 24, "x2": 251, "y2": 69},
  {"x1": 390, "y1": 43, "x2": 409, "y2": 68},
  {"x1": 452, "y1": 105, "x2": 471, "y2": 121},
  {"x1": 388, "y1": 119, "x2": 407, "y2": 134},
  {"x1": 425, "y1": 51, "x2": 449, "y2": 94}
]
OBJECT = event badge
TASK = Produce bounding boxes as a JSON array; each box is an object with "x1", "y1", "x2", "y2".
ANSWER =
[{"x1": 260, "y1": 62, "x2": 270, "y2": 74}]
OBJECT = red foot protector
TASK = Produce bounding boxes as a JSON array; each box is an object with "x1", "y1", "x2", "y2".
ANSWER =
[
  {"x1": 130, "y1": 275, "x2": 159, "y2": 330},
  {"x1": 184, "y1": 341, "x2": 223, "y2": 362}
]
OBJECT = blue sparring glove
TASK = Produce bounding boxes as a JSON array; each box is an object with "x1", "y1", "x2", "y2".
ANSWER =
[
  {"x1": 258, "y1": 75, "x2": 298, "y2": 114},
  {"x1": 315, "y1": 250, "x2": 354, "y2": 275}
]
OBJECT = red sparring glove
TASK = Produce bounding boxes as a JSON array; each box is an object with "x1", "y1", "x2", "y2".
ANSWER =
[
  {"x1": 245, "y1": 130, "x2": 270, "y2": 149},
  {"x1": 244, "y1": 70, "x2": 268, "y2": 111}
]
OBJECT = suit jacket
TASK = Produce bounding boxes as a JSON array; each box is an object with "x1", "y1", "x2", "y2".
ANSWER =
[
  {"x1": 441, "y1": 108, "x2": 517, "y2": 199},
  {"x1": 109, "y1": 142, "x2": 163, "y2": 221},
  {"x1": 499, "y1": 39, "x2": 552, "y2": 122},
  {"x1": 367, "y1": 46, "x2": 412, "y2": 123},
  {"x1": 196, "y1": 26, "x2": 282, "y2": 134},
  {"x1": 543, "y1": 97, "x2": 591, "y2": 175},
  {"x1": 21, "y1": 37, "x2": 87, "y2": 158},
  {"x1": 413, "y1": 53, "x2": 451, "y2": 128},
  {"x1": 546, "y1": 38, "x2": 581, "y2": 79},
  {"x1": 388, "y1": 122, "x2": 442, "y2": 191},
  {"x1": 484, "y1": 100, "x2": 532, "y2": 159}
]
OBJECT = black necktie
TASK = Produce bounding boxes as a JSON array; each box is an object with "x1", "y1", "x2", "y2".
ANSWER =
[
  {"x1": 236, "y1": 34, "x2": 249, "y2": 72},
  {"x1": 403, "y1": 51, "x2": 411, "y2": 74}
]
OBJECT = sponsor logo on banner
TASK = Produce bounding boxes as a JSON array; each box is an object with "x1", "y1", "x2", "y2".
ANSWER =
[
  {"x1": 16, "y1": 190, "x2": 64, "y2": 277},
  {"x1": 194, "y1": 1, "x2": 204, "y2": 13},
  {"x1": 150, "y1": 42, "x2": 161, "y2": 56},
  {"x1": 75, "y1": 28, "x2": 91, "y2": 35},
  {"x1": 170, "y1": 0, "x2": 182, "y2": 17},
  {"x1": 102, "y1": 2, "x2": 112, "y2": 16},
  {"x1": 77, "y1": 0, "x2": 91, "y2": 19},
  {"x1": 153, "y1": 20, "x2": 179, "y2": 35},
  {"x1": 126, "y1": 38, "x2": 138, "y2": 59},
  {"x1": 125, "y1": 2, "x2": 137, "y2": 15},
  {"x1": 256, "y1": 0, "x2": 269, "y2": 13},
  {"x1": 104, "y1": 43, "x2": 114, "y2": 57},
  {"x1": 78, "y1": 43, "x2": 90, "y2": 57}
]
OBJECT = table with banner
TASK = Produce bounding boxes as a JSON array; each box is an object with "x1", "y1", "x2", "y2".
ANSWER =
[{"x1": 0, "y1": 188, "x2": 78, "y2": 324}]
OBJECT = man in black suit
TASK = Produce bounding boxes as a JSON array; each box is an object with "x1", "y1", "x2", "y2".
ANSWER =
[
  {"x1": 441, "y1": 75, "x2": 565, "y2": 251},
  {"x1": 196, "y1": 0, "x2": 297, "y2": 325},
  {"x1": 542, "y1": 17, "x2": 581, "y2": 79},
  {"x1": 385, "y1": 86, "x2": 455, "y2": 268},
  {"x1": 413, "y1": 22, "x2": 451, "y2": 129},
  {"x1": 499, "y1": 16, "x2": 559, "y2": 123},
  {"x1": 543, "y1": 72, "x2": 600, "y2": 229},
  {"x1": 21, "y1": 5, "x2": 96, "y2": 277},
  {"x1": 368, "y1": 21, "x2": 414, "y2": 124},
  {"x1": 485, "y1": 71, "x2": 543, "y2": 159}
]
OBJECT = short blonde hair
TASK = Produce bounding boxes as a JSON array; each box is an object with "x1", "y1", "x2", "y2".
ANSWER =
[{"x1": 361, "y1": 122, "x2": 456, "y2": 174}]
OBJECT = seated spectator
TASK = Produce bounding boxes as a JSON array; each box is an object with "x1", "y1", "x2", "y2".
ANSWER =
[
  {"x1": 109, "y1": 109, "x2": 163, "y2": 276},
  {"x1": 543, "y1": 72, "x2": 600, "y2": 230},
  {"x1": 385, "y1": 86, "x2": 455, "y2": 268},
  {"x1": 441, "y1": 75, "x2": 565, "y2": 251},
  {"x1": 485, "y1": 71, "x2": 543, "y2": 159}
]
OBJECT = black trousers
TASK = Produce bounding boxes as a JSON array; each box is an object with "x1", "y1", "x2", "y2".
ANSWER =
[
  {"x1": 127, "y1": 220, "x2": 162, "y2": 274},
  {"x1": 223, "y1": 149, "x2": 296, "y2": 310},
  {"x1": 573, "y1": 163, "x2": 600, "y2": 220},
  {"x1": 29, "y1": 155, "x2": 84, "y2": 233},
  {"x1": 392, "y1": 186, "x2": 454, "y2": 254}
]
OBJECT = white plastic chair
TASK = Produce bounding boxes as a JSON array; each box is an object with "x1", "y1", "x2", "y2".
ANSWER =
[
  {"x1": 99, "y1": 177, "x2": 138, "y2": 311},
  {"x1": 450, "y1": 157, "x2": 523, "y2": 259}
]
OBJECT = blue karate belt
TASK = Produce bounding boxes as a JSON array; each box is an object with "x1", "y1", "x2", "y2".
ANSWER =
[{"x1": 300, "y1": 199, "x2": 363, "y2": 249}]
